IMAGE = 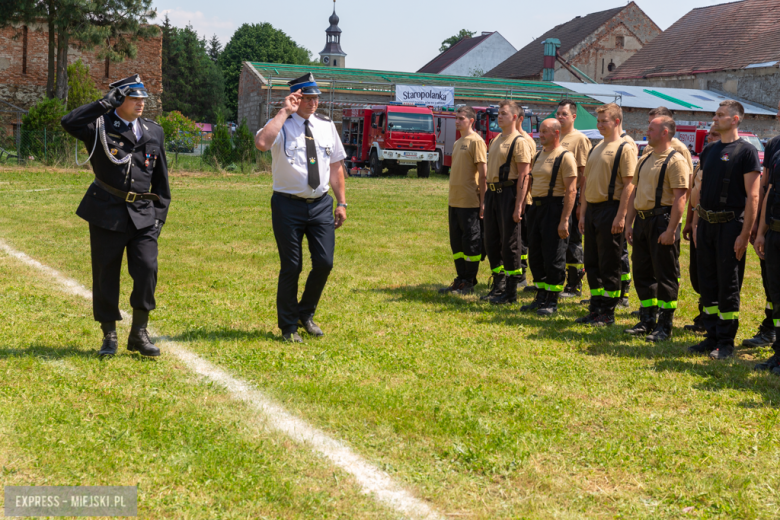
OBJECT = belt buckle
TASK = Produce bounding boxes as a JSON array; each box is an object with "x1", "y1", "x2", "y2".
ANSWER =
[
  {"x1": 489, "y1": 184, "x2": 496, "y2": 192},
  {"x1": 125, "y1": 192, "x2": 138, "y2": 203}
]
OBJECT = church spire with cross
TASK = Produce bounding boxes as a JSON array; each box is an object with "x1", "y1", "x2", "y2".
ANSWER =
[{"x1": 319, "y1": 0, "x2": 346, "y2": 68}]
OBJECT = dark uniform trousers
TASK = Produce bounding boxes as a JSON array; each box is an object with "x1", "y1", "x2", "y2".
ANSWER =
[
  {"x1": 697, "y1": 217, "x2": 746, "y2": 348},
  {"x1": 621, "y1": 239, "x2": 632, "y2": 292},
  {"x1": 566, "y1": 189, "x2": 584, "y2": 273},
  {"x1": 89, "y1": 222, "x2": 158, "y2": 322},
  {"x1": 271, "y1": 192, "x2": 335, "y2": 334},
  {"x1": 527, "y1": 198, "x2": 567, "y2": 291},
  {"x1": 584, "y1": 201, "x2": 624, "y2": 310},
  {"x1": 689, "y1": 239, "x2": 699, "y2": 295},
  {"x1": 448, "y1": 206, "x2": 481, "y2": 283},
  {"x1": 520, "y1": 217, "x2": 529, "y2": 281},
  {"x1": 765, "y1": 229, "x2": 780, "y2": 354},
  {"x1": 483, "y1": 186, "x2": 523, "y2": 279},
  {"x1": 759, "y1": 259, "x2": 774, "y2": 330},
  {"x1": 632, "y1": 213, "x2": 681, "y2": 310}
]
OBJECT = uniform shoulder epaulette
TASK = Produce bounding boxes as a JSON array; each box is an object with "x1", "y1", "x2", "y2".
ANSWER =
[
  {"x1": 314, "y1": 113, "x2": 331, "y2": 122},
  {"x1": 144, "y1": 118, "x2": 161, "y2": 126}
]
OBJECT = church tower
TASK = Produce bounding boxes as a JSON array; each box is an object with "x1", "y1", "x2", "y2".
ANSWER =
[{"x1": 319, "y1": 0, "x2": 346, "y2": 68}]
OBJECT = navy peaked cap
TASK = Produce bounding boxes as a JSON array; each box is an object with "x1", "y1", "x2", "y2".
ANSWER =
[
  {"x1": 109, "y1": 74, "x2": 149, "y2": 98},
  {"x1": 288, "y1": 73, "x2": 321, "y2": 95}
]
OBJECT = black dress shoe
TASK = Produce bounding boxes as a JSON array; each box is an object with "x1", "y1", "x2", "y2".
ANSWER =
[
  {"x1": 127, "y1": 328, "x2": 161, "y2": 357},
  {"x1": 282, "y1": 331, "x2": 303, "y2": 343},
  {"x1": 298, "y1": 318, "x2": 324, "y2": 337},
  {"x1": 99, "y1": 331, "x2": 118, "y2": 356}
]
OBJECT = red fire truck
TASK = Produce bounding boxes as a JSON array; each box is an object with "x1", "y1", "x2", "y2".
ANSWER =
[
  {"x1": 341, "y1": 104, "x2": 438, "y2": 177},
  {"x1": 660, "y1": 122, "x2": 764, "y2": 167},
  {"x1": 432, "y1": 106, "x2": 538, "y2": 175}
]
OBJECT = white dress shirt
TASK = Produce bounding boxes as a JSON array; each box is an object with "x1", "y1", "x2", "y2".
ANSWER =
[
  {"x1": 260, "y1": 112, "x2": 347, "y2": 198},
  {"x1": 115, "y1": 111, "x2": 143, "y2": 141}
]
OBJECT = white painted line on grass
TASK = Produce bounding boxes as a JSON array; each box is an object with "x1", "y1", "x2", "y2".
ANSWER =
[{"x1": 0, "y1": 238, "x2": 442, "y2": 520}]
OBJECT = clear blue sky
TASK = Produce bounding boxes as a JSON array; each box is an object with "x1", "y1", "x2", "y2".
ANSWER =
[{"x1": 151, "y1": 0, "x2": 724, "y2": 72}]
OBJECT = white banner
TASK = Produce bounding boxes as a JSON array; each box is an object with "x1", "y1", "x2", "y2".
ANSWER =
[{"x1": 395, "y1": 85, "x2": 455, "y2": 107}]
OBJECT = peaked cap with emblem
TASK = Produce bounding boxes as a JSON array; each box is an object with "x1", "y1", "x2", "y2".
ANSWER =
[
  {"x1": 109, "y1": 74, "x2": 149, "y2": 98},
  {"x1": 288, "y1": 73, "x2": 321, "y2": 95}
]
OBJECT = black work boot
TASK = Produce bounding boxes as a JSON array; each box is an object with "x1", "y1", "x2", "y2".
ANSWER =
[
  {"x1": 688, "y1": 337, "x2": 717, "y2": 355},
  {"x1": 754, "y1": 351, "x2": 780, "y2": 372},
  {"x1": 591, "y1": 298, "x2": 617, "y2": 327},
  {"x1": 454, "y1": 280, "x2": 475, "y2": 295},
  {"x1": 127, "y1": 310, "x2": 160, "y2": 357},
  {"x1": 481, "y1": 274, "x2": 505, "y2": 301},
  {"x1": 709, "y1": 343, "x2": 734, "y2": 360},
  {"x1": 99, "y1": 331, "x2": 118, "y2": 356},
  {"x1": 537, "y1": 291, "x2": 559, "y2": 317},
  {"x1": 561, "y1": 267, "x2": 585, "y2": 298},
  {"x1": 575, "y1": 298, "x2": 602, "y2": 324},
  {"x1": 521, "y1": 289, "x2": 546, "y2": 312},
  {"x1": 489, "y1": 277, "x2": 517, "y2": 305},
  {"x1": 741, "y1": 326, "x2": 776, "y2": 348},
  {"x1": 439, "y1": 278, "x2": 462, "y2": 294},
  {"x1": 646, "y1": 308, "x2": 674, "y2": 342},
  {"x1": 625, "y1": 306, "x2": 657, "y2": 335}
]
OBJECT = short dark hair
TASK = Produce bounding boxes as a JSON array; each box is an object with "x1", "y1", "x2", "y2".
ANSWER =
[
  {"x1": 649, "y1": 106, "x2": 674, "y2": 118},
  {"x1": 558, "y1": 99, "x2": 577, "y2": 112},
  {"x1": 498, "y1": 100, "x2": 520, "y2": 116},
  {"x1": 456, "y1": 106, "x2": 476, "y2": 120},
  {"x1": 719, "y1": 100, "x2": 745, "y2": 125},
  {"x1": 655, "y1": 115, "x2": 676, "y2": 137}
]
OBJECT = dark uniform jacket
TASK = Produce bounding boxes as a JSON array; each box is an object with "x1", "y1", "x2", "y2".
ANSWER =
[{"x1": 61, "y1": 101, "x2": 171, "y2": 232}]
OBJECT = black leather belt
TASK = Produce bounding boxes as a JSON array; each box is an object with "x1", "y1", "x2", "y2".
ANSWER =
[
  {"x1": 697, "y1": 205, "x2": 735, "y2": 224},
  {"x1": 588, "y1": 200, "x2": 620, "y2": 208},
  {"x1": 637, "y1": 206, "x2": 671, "y2": 219},
  {"x1": 769, "y1": 218, "x2": 780, "y2": 232},
  {"x1": 533, "y1": 196, "x2": 563, "y2": 206},
  {"x1": 94, "y1": 178, "x2": 160, "y2": 203},
  {"x1": 487, "y1": 180, "x2": 515, "y2": 192},
  {"x1": 274, "y1": 191, "x2": 326, "y2": 203}
]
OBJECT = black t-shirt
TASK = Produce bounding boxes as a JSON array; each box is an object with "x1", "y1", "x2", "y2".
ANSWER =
[
  {"x1": 699, "y1": 138, "x2": 761, "y2": 210},
  {"x1": 764, "y1": 135, "x2": 780, "y2": 173}
]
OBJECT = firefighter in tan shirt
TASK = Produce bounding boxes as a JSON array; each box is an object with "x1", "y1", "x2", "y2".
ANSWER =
[
  {"x1": 520, "y1": 119, "x2": 578, "y2": 316},
  {"x1": 555, "y1": 99, "x2": 592, "y2": 298},
  {"x1": 515, "y1": 107, "x2": 538, "y2": 292},
  {"x1": 575, "y1": 103, "x2": 637, "y2": 326},
  {"x1": 439, "y1": 106, "x2": 487, "y2": 295},
  {"x1": 624, "y1": 116, "x2": 690, "y2": 342},
  {"x1": 482, "y1": 100, "x2": 535, "y2": 304}
]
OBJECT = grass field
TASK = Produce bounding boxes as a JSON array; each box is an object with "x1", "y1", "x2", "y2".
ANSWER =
[{"x1": 1, "y1": 166, "x2": 780, "y2": 519}]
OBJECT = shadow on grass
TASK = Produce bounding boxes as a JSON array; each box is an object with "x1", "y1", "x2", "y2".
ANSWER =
[
  {"x1": 0, "y1": 344, "x2": 157, "y2": 362},
  {"x1": 168, "y1": 328, "x2": 280, "y2": 343},
  {"x1": 367, "y1": 282, "x2": 538, "y2": 311}
]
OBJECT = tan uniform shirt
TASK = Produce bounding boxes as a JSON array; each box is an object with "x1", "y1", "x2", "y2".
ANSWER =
[
  {"x1": 530, "y1": 146, "x2": 578, "y2": 198},
  {"x1": 486, "y1": 130, "x2": 534, "y2": 184},
  {"x1": 641, "y1": 137, "x2": 694, "y2": 175},
  {"x1": 560, "y1": 130, "x2": 592, "y2": 169},
  {"x1": 584, "y1": 139, "x2": 638, "y2": 203},
  {"x1": 632, "y1": 147, "x2": 690, "y2": 210},
  {"x1": 448, "y1": 132, "x2": 487, "y2": 208}
]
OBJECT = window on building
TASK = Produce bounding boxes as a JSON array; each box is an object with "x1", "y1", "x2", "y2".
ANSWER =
[
  {"x1": 608, "y1": 60, "x2": 616, "y2": 72},
  {"x1": 615, "y1": 36, "x2": 625, "y2": 49},
  {"x1": 602, "y1": 59, "x2": 605, "y2": 75},
  {"x1": 22, "y1": 26, "x2": 28, "y2": 74},
  {"x1": 333, "y1": 59, "x2": 338, "y2": 66},
  {"x1": 104, "y1": 56, "x2": 110, "y2": 78}
]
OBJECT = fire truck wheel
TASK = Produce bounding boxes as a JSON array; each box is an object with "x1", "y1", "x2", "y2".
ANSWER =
[
  {"x1": 370, "y1": 151, "x2": 383, "y2": 177},
  {"x1": 435, "y1": 154, "x2": 450, "y2": 176},
  {"x1": 417, "y1": 161, "x2": 431, "y2": 178}
]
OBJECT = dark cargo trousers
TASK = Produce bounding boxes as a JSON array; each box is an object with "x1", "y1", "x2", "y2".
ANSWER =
[
  {"x1": 483, "y1": 186, "x2": 523, "y2": 279},
  {"x1": 584, "y1": 202, "x2": 624, "y2": 311},
  {"x1": 448, "y1": 206, "x2": 482, "y2": 283},
  {"x1": 632, "y1": 213, "x2": 681, "y2": 310},
  {"x1": 696, "y1": 218, "x2": 746, "y2": 350},
  {"x1": 764, "y1": 230, "x2": 780, "y2": 354},
  {"x1": 527, "y1": 198, "x2": 568, "y2": 292}
]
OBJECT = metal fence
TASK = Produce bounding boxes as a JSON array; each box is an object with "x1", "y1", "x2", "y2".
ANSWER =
[{"x1": 0, "y1": 129, "x2": 84, "y2": 167}]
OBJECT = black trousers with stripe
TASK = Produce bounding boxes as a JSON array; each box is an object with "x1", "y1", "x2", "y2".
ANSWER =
[
  {"x1": 764, "y1": 229, "x2": 780, "y2": 354},
  {"x1": 527, "y1": 198, "x2": 568, "y2": 291},
  {"x1": 448, "y1": 206, "x2": 481, "y2": 283},
  {"x1": 483, "y1": 186, "x2": 523, "y2": 278},
  {"x1": 566, "y1": 190, "x2": 584, "y2": 270},
  {"x1": 759, "y1": 259, "x2": 774, "y2": 330},
  {"x1": 696, "y1": 218, "x2": 745, "y2": 348},
  {"x1": 584, "y1": 202, "x2": 624, "y2": 309},
  {"x1": 631, "y1": 212, "x2": 681, "y2": 310}
]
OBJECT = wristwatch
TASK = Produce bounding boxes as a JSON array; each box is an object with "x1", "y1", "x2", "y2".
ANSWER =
[{"x1": 337, "y1": 203, "x2": 348, "y2": 208}]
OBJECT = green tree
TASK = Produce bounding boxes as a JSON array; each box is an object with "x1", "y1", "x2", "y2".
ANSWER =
[
  {"x1": 207, "y1": 34, "x2": 222, "y2": 63},
  {"x1": 439, "y1": 29, "x2": 475, "y2": 53},
  {"x1": 66, "y1": 59, "x2": 101, "y2": 111},
  {"x1": 204, "y1": 113, "x2": 234, "y2": 167},
  {"x1": 219, "y1": 23, "x2": 312, "y2": 118},
  {"x1": 22, "y1": 97, "x2": 68, "y2": 131},
  {"x1": 162, "y1": 19, "x2": 225, "y2": 123},
  {"x1": 158, "y1": 110, "x2": 199, "y2": 165},
  {"x1": 233, "y1": 118, "x2": 255, "y2": 165}
]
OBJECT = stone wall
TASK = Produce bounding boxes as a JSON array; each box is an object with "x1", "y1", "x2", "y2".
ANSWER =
[
  {"x1": 620, "y1": 106, "x2": 778, "y2": 140},
  {"x1": 0, "y1": 22, "x2": 162, "y2": 129}
]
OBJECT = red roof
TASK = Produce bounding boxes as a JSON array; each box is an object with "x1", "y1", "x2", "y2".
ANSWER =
[
  {"x1": 417, "y1": 33, "x2": 493, "y2": 74},
  {"x1": 608, "y1": 0, "x2": 780, "y2": 80}
]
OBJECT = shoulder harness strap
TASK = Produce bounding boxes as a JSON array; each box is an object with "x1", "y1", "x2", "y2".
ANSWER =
[
  {"x1": 607, "y1": 141, "x2": 628, "y2": 202},
  {"x1": 499, "y1": 136, "x2": 522, "y2": 183},
  {"x1": 654, "y1": 149, "x2": 678, "y2": 209},
  {"x1": 548, "y1": 150, "x2": 569, "y2": 198}
]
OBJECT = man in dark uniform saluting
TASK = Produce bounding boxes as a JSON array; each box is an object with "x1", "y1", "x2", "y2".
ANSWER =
[
  {"x1": 62, "y1": 74, "x2": 171, "y2": 357},
  {"x1": 255, "y1": 73, "x2": 347, "y2": 343}
]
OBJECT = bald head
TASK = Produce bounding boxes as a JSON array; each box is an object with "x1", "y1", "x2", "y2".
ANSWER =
[{"x1": 539, "y1": 118, "x2": 561, "y2": 150}]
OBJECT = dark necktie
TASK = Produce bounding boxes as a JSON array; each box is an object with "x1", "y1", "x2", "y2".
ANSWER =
[{"x1": 304, "y1": 120, "x2": 319, "y2": 190}]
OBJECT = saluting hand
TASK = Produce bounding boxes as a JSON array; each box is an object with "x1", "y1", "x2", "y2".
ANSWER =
[{"x1": 283, "y1": 91, "x2": 302, "y2": 116}]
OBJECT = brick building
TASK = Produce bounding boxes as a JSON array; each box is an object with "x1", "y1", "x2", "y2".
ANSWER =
[
  {"x1": 606, "y1": 0, "x2": 780, "y2": 110},
  {"x1": 484, "y1": 2, "x2": 660, "y2": 83},
  {"x1": 0, "y1": 22, "x2": 162, "y2": 129}
]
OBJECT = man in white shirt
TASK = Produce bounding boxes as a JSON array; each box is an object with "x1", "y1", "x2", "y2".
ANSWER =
[{"x1": 255, "y1": 73, "x2": 347, "y2": 342}]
